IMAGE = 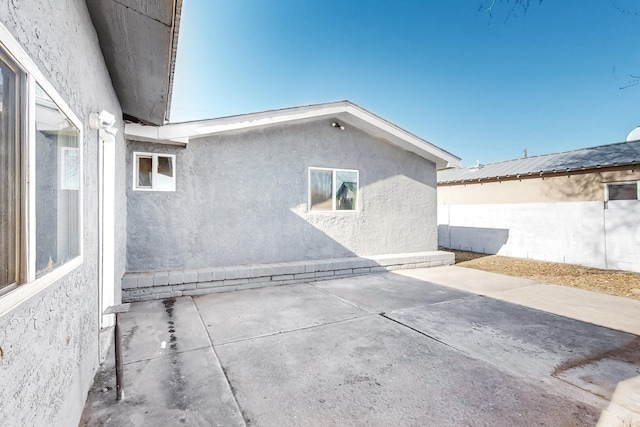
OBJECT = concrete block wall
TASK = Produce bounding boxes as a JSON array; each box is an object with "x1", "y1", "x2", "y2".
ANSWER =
[
  {"x1": 438, "y1": 201, "x2": 640, "y2": 273},
  {"x1": 122, "y1": 251, "x2": 455, "y2": 302}
]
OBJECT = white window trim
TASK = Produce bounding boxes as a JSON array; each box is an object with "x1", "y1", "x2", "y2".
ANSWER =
[
  {"x1": 604, "y1": 180, "x2": 640, "y2": 201},
  {"x1": 308, "y1": 167, "x2": 359, "y2": 212},
  {"x1": 0, "y1": 23, "x2": 84, "y2": 316},
  {"x1": 132, "y1": 152, "x2": 176, "y2": 191}
]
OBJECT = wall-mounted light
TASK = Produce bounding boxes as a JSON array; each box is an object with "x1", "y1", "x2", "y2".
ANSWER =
[
  {"x1": 331, "y1": 121, "x2": 345, "y2": 130},
  {"x1": 90, "y1": 110, "x2": 118, "y2": 135}
]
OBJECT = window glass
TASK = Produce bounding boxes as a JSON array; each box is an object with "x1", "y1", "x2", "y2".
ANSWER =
[
  {"x1": 310, "y1": 169, "x2": 333, "y2": 210},
  {"x1": 336, "y1": 170, "x2": 357, "y2": 211},
  {"x1": 133, "y1": 152, "x2": 176, "y2": 191},
  {"x1": 137, "y1": 156, "x2": 152, "y2": 188},
  {"x1": 309, "y1": 168, "x2": 358, "y2": 212},
  {"x1": 35, "y1": 84, "x2": 81, "y2": 277},
  {"x1": 155, "y1": 155, "x2": 174, "y2": 191},
  {"x1": 0, "y1": 56, "x2": 18, "y2": 290},
  {"x1": 608, "y1": 183, "x2": 637, "y2": 201}
]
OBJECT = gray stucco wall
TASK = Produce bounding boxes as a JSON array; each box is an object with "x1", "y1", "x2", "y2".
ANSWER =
[
  {"x1": 0, "y1": 1, "x2": 126, "y2": 426},
  {"x1": 126, "y1": 118, "x2": 438, "y2": 272}
]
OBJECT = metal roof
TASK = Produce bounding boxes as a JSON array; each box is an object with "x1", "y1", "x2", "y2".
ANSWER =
[{"x1": 438, "y1": 140, "x2": 640, "y2": 183}]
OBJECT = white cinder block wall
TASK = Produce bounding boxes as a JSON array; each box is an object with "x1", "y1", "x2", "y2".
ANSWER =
[{"x1": 438, "y1": 201, "x2": 640, "y2": 273}]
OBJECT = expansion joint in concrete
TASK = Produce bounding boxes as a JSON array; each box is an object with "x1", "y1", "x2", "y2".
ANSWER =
[
  {"x1": 213, "y1": 314, "x2": 378, "y2": 347},
  {"x1": 191, "y1": 297, "x2": 247, "y2": 427},
  {"x1": 378, "y1": 313, "x2": 462, "y2": 353}
]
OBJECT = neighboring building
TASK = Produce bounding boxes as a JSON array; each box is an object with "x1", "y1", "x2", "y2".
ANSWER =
[
  {"x1": 121, "y1": 101, "x2": 461, "y2": 301},
  {"x1": 0, "y1": 1, "x2": 180, "y2": 426},
  {"x1": 438, "y1": 140, "x2": 640, "y2": 272}
]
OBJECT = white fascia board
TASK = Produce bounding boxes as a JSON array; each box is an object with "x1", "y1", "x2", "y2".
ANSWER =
[
  {"x1": 124, "y1": 100, "x2": 462, "y2": 169},
  {"x1": 342, "y1": 103, "x2": 461, "y2": 169}
]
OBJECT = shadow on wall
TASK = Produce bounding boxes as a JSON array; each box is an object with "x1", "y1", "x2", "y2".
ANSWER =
[{"x1": 438, "y1": 225, "x2": 509, "y2": 255}]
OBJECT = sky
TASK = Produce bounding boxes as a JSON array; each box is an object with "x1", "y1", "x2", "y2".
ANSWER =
[{"x1": 170, "y1": 0, "x2": 640, "y2": 166}]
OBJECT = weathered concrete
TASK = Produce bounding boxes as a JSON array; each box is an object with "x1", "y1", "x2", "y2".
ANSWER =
[
  {"x1": 194, "y1": 283, "x2": 369, "y2": 344},
  {"x1": 216, "y1": 315, "x2": 600, "y2": 427},
  {"x1": 82, "y1": 268, "x2": 640, "y2": 426},
  {"x1": 126, "y1": 118, "x2": 438, "y2": 272},
  {"x1": 81, "y1": 298, "x2": 243, "y2": 427},
  {"x1": 398, "y1": 266, "x2": 640, "y2": 336},
  {"x1": 0, "y1": 2, "x2": 126, "y2": 426},
  {"x1": 313, "y1": 270, "x2": 469, "y2": 312}
]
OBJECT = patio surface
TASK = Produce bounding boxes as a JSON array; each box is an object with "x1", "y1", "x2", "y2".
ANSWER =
[{"x1": 80, "y1": 266, "x2": 640, "y2": 426}]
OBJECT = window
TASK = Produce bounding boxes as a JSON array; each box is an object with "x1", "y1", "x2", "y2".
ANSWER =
[
  {"x1": 133, "y1": 152, "x2": 175, "y2": 191},
  {"x1": 0, "y1": 51, "x2": 19, "y2": 292},
  {"x1": 35, "y1": 84, "x2": 81, "y2": 277},
  {"x1": 606, "y1": 182, "x2": 639, "y2": 201},
  {"x1": 309, "y1": 168, "x2": 358, "y2": 211},
  {"x1": 0, "y1": 27, "x2": 84, "y2": 302}
]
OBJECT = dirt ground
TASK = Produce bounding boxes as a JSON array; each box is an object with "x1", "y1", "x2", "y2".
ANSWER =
[{"x1": 444, "y1": 249, "x2": 640, "y2": 301}]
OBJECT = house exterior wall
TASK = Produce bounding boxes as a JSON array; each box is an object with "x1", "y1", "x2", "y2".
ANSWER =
[
  {"x1": 438, "y1": 169, "x2": 640, "y2": 205},
  {"x1": 126, "y1": 118, "x2": 438, "y2": 272},
  {"x1": 0, "y1": 1, "x2": 126, "y2": 426}
]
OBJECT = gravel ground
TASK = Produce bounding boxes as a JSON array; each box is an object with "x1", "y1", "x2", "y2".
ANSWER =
[{"x1": 444, "y1": 249, "x2": 640, "y2": 301}]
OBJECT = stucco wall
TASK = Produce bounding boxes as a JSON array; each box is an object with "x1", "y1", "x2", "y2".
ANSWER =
[
  {"x1": 438, "y1": 169, "x2": 640, "y2": 205},
  {"x1": 0, "y1": 1, "x2": 126, "y2": 426},
  {"x1": 126, "y1": 118, "x2": 438, "y2": 272},
  {"x1": 438, "y1": 201, "x2": 640, "y2": 273}
]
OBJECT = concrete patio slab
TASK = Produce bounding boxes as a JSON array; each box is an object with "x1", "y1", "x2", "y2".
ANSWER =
[
  {"x1": 215, "y1": 315, "x2": 600, "y2": 426},
  {"x1": 396, "y1": 265, "x2": 538, "y2": 294},
  {"x1": 119, "y1": 297, "x2": 211, "y2": 363},
  {"x1": 81, "y1": 346, "x2": 244, "y2": 426},
  {"x1": 194, "y1": 283, "x2": 370, "y2": 344},
  {"x1": 397, "y1": 266, "x2": 640, "y2": 336},
  {"x1": 387, "y1": 295, "x2": 639, "y2": 394},
  {"x1": 82, "y1": 266, "x2": 640, "y2": 426},
  {"x1": 313, "y1": 271, "x2": 469, "y2": 312}
]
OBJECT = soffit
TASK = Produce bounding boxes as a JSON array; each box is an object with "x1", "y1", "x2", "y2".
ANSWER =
[{"x1": 86, "y1": 0, "x2": 181, "y2": 125}]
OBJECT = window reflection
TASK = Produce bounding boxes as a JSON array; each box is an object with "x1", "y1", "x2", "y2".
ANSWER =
[{"x1": 35, "y1": 84, "x2": 81, "y2": 277}]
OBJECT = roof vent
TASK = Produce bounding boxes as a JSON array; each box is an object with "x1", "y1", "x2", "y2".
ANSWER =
[{"x1": 626, "y1": 126, "x2": 640, "y2": 142}]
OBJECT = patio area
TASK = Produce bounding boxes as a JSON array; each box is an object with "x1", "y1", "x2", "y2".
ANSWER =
[{"x1": 80, "y1": 266, "x2": 640, "y2": 426}]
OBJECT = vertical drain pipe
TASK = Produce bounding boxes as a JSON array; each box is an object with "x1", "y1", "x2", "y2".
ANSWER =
[{"x1": 104, "y1": 303, "x2": 131, "y2": 400}]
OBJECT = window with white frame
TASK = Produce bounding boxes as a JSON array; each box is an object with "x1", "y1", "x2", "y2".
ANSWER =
[
  {"x1": 133, "y1": 152, "x2": 176, "y2": 191},
  {"x1": 309, "y1": 168, "x2": 358, "y2": 211},
  {"x1": 606, "y1": 181, "x2": 639, "y2": 201},
  {"x1": 0, "y1": 34, "x2": 83, "y2": 298}
]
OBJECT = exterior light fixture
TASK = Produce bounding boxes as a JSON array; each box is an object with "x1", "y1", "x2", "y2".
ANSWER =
[{"x1": 331, "y1": 121, "x2": 345, "y2": 130}]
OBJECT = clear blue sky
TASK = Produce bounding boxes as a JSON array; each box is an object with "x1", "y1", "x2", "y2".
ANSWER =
[{"x1": 171, "y1": 0, "x2": 640, "y2": 166}]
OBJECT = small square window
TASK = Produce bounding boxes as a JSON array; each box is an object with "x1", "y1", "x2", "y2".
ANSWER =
[
  {"x1": 309, "y1": 168, "x2": 358, "y2": 211},
  {"x1": 133, "y1": 152, "x2": 175, "y2": 191},
  {"x1": 606, "y1": 182, "x2": 638, "y2": 201}
]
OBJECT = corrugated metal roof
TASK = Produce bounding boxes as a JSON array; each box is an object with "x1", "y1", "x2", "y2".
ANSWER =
[{"x1": 438, "y1": 140, "x2": 640, "y2": 183}]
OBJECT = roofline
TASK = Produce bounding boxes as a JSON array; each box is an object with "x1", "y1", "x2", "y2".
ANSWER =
[
  {"x1": 438, "y1": 162, "x2": 640, "y2": 185},
  {"x1": 164, "y1": 0, "x2": 183, "y2": 123},
  {"x1": 125, "y1": 100, "x2": 462, "y2": 169}
]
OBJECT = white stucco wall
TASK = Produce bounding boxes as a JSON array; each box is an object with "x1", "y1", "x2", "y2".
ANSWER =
[
  {"x1": 438, "y1": 201, "x2": 640, "y2": 273},
  {"x1": 0, "y1": 1, "x2": 126, "y2": 426},
  {"x1": 126, "y1": 118, "x2": 439, "y2": 272}
]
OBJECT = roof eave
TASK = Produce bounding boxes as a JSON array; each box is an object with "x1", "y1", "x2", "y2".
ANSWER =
[{"x1": 125, "y1": 101, "x2": 461, "y2": 168}]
